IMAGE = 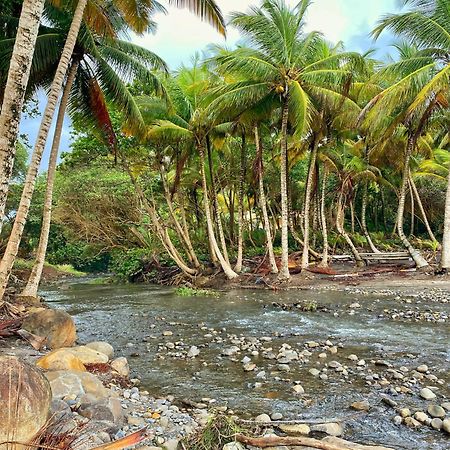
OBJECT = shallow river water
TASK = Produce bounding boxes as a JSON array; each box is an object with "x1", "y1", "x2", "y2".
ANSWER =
[{"x1": 41, "y1": 281, "x2": 449, "y2": 449}]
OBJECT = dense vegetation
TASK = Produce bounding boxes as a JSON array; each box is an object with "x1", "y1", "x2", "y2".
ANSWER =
[{"x1": 0, "y1": 0, "x2": 449, "y2": 295}]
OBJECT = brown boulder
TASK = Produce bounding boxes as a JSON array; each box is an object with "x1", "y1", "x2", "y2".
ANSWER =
[
  {"x1": 22, "y1": 309, "x2": 77, "y2": 349},
  {"x1": 0, "y1": 356, "x2": 52, "y2": 449},
  {"x1": 37, "y1": 348, "x2": 86, "y2": 372}
]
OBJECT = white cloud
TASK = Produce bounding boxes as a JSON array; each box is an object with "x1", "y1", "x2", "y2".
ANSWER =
[{"x1": 133, "y1": 0, "x2": 398, "y2": 68}]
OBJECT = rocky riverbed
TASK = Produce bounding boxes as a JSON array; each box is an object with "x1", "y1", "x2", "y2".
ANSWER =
[{"x1": 34, "y1": 280, "x2": 450, "y2": 449}]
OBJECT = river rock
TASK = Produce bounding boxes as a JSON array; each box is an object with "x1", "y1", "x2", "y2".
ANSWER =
[
  {"x1": 222, "y1": 346, "x2": 239, "y2": 356},
  {"x1": 255, "y1": 413, "x2": 271, "y2": 423},
  {"x1": 427, "y1": 404, "x2": 446, "y2": 418},
  {"x1": 0, "y1": 356, "x2": 52, "y2": 448},
  {"x1": 419, "y1": 388, "x2": 436, "y2": 400},
  {"x1": 187, "y1": 346, "x2": 200, "y2": 358},
  {"x1": 222, "y1": 443, "x2": 245, "y2": 450},
  {"x1": 430, "y1": 418, "x2": 443, "y2": 430},
  {"x1": 36, "y1": 348, "x2": 86, "y2": 372},
  {"x1": 351, "y1": 401, "x2": 370, "y2": 412},
  {"x1": 404, "y1": 417, "x2": 421, "y2": 428},
  {"x1": 86, "y1": 341, "x2": 114, "y2": 359},
  {"x1": 278, "y1": 424, "x2": 310, "y2": 435},
  {"x1": 68, "y1": 346, "x2": 109, "y2": 364},
  {"x1": 308, "y1": 368, "x2": 320, "y2": 376},
  {"x1": 78, "y1": 397, "x2": 123, "y2": 424},
  {"x1": 416, "y1": 364, "x2": 428, "y2": 373},
  {"x1": 441, "y1": 402, "x2": 450, "y2": 411},
  {"x1": 111, "y1": 357, "x2": 130, "y2": 377},
  {"x1": 442, "y1": 418, "x2": 450, "y2": 434},
  {"x1": 22, "y1": 309, "x2": 77, "y2": 349},
  {"x1": 310, "y1": 422, "x2": 343, "y2": 436},
  {"x1": 292, "y1": 384, "x2": 305, "y2": 394},
  {"x1": 45, "y1": 370, "x2": 109, "y2": 400},
  {"x1": 413, "y1": 411, "x2": 428, "y2": 423}
]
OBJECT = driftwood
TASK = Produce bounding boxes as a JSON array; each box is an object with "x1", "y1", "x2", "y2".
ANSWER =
[{"x1": 236, "y1": 434, "x2": 347, "y2": 449}]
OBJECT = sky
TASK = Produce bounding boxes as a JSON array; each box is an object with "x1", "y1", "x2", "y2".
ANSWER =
[{"x1": 21, "y1": 0, "x2": 400, "y2": 171}]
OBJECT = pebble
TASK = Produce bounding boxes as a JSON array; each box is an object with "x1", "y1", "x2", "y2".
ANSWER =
[
  {"x1": 443, "y1": 418, "x2": 450, "y2": 434},
  {"x1": 308, "y1": 368, "x2": 320, "y2": 376},
  {"x1": 350, "y1": 401, "x2": 370, "y2": 412},
  {"x1": 417, "y1": 364, "x2": 428, "y2": 373},
  {"x1": 419, "y1": 388, "x2": 436, "y2": 400},
  {"x1": 427, "y1": 404, "x2": 446, "y2": 418},
  {"x1": 271, "y1": 412, "x2": 283, "y2": 420},
  {"x1": 393, "y1": 416, "x2": 403, "y2": 425},
  {"x1": 254, "y1": 413, "x2": 271, "y2": 423},
  {"x1": 187, "y1": 346, "x2": 200, "y2": 358},
  {"x1": 292, "y1": 385, "x2": 305, "y2": 394},
  {"x1": 413, "y1": 411, "x2": 428, "y2": 423},
  {"x1": 431, "y1": 418, "x2": 443, "y2": 430}
]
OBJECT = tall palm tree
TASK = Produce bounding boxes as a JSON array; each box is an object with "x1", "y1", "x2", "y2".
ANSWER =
[
  {"x1": 0, "y1": 0, "x2": 227, "y2": 299},
  {"x1": 210, "y1": 0, "x2": 364, "y2": 280},
  {"x1": 0, "y1": 0, "x2": 46, "y2": 232},
  {"x1": 364, "y1": 0, "x2": 449, "y2": 268}
]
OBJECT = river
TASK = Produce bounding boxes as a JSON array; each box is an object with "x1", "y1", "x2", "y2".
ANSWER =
[{"x1": 41, "y1": 280, "x2": 450, "y2": 449}]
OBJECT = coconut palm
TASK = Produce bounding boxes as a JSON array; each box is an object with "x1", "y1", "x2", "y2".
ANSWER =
[
  {"x1": 136, "y1": 65, "x2": 238, "y2": 279},
  {"x1": 0, "y1": 0, "x2": 227, "y2": 299},
  {"x1": 209, "y1": 0, "x2": 364, "y2": 279},
  {"x1": 364, "y1": 0, "x2": 450, "y2": 267},
  {"x1": 0, "y1": 0, "x2": 46, "y2": 232}
]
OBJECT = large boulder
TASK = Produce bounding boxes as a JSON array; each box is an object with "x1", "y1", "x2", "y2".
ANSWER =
[
  {"x1": 0, "y1": 356, "x2": 52, "y2": 449},
  {"x1": 45, "y1": 370, "x2": 109, "y2": 401},
  {"x1": 22, "y1": 309, "x2": 77, "y2": 349},
  {"x1": 86, "y1": 341, "x2": 114, "y2": 359},
  {"x1": 37, "y1": 348, "x2": 86, "y2": 372},
  {"x1": 68, "y1": 346, "x2": 109, "y2": 364}
]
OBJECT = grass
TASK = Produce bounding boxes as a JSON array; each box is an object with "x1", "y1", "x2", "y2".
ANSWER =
[
  {"x1": 86, "y1": 276, "x2": 114, "y2": 285},
  {"x1": 175, "y1": 286, "x2": 220, "y2": 297},
  {"x1": 13, "y1": 259, "x2": 86, "y2": 277}
]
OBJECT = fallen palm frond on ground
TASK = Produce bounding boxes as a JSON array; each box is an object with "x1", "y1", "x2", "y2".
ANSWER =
[{"x1": 0, "y1": 317, "x2": 22, "y2": 338}]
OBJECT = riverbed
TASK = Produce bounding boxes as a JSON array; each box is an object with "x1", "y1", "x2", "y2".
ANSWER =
[{"x1": 41, "y1": 281, "x2": 450, "y2": 449}]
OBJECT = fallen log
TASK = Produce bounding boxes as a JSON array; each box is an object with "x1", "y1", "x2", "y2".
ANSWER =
[{"x1": 235, "y1": 434, "x2": 347, "y2": 449}]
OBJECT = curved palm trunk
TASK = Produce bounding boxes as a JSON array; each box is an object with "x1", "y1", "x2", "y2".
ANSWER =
[
  {"x1": 439, "y1": 171, "x2": 450, "y2": 271},
  {"x1": 0, "y1": 0, "x2": 46, "y2": 232},
  {"x1": 0, "y1": 0, "x2": 89, "y2": 300},
  {"x1": 337, "y1": 193, "x2": 364, "y2": 266},
  {"x1": 409, "y1": 174, "x2": 438, "y2": 244},
  {"x1": 361, "y1": 180, "x2": 380, "y2": 253},
  {"x1": 397, "y1": 137, "x2": 429, "y2": 269},
  {"x1": 318, "y1": 167, "x2": 329, "y2": 267},
  {"x1": 301, "y1": 138, "x2": 319, "y2": 269},
  {"x1": 159, "y1": 164, "x2": 200, "y2": 268},
  {"x1": 124, "y1": 160, "x2": 196, "y2": 277},
  {"x1": 278, "y1": 99, "x2": 290, "y2": 281},
  {"x1": 255, "y1": 126, "x2": 278, "y2": 274},
  {"x1": 206, "y1": 137, "x2": 230, "y2": 265},
  {"x1": 235, "y1": 133, "x2": 246, "y2": 272},
  {"x1": 20, "y1": 61, "x2": 79, "y2": 300},
  {"x1": 409, "y1": 180, "x2": 415, "y2": 236},
  {"x1": 198, "y1": 142, "x2": 238, "y2": 280}
]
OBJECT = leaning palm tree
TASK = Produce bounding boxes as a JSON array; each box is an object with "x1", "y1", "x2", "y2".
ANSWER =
[
  {"x1": 0, "y1": 0, "x2": 46, "y2": 232},
  {"x1": 362, "y1": 0, "x2": 450, "y2": 268},
  {"x1": 210, "y1": 0, "x2": 364, "y2": 279},
  {"x1": 19, "y1": 9, "x2": 166, "y2": 299},
  {"x1": 0, "y1": 0, "x2": 227, "y2": 299}
]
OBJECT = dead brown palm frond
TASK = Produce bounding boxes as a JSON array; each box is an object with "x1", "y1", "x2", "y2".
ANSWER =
[
  {"x1": 0, "y1": 301, "x2": 24, "y2": 319},
  {"x1": 0, "y1": 317, "x2": 23, "y2": 338}
]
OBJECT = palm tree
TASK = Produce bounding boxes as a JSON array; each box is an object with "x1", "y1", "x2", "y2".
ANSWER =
[
  {"x1": 210, "y1": 0, "x2": 364, "y2": 280},
  {"x1": 137, "y1": 65, "x2": 238, "y2": 279},
  {"x1": 19, "y1": 9, "x2": 167, "y2": 299},
  {"x1": 364, "y1": 0, "x2": 449, "y2": 268},
  {"x1": 0, "y1": 0, "x2": 227, "y2": 299},
  {"x1": 0, "y1": 0, "x2": 46, "y2": 232}
]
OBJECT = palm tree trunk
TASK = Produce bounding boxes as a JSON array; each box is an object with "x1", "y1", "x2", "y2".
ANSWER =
[
  {"x1": 206, "y1": 137, "x2": 230, "y2": 265},
  {"x1": 235, "y1": 133, "x2": 246, "y2": 272},
  {"x1": 301, "y1": 138, "x2": 319, "y2": 269},
  {"x1": 439, "y1": 171, "x2": 450, "y2": 271},
  {"x1": 318, "y1": 167, "x2": 329, "y2": 267},
  {"x1": 397, "y1": 136, "x2": 429, "y2": 268},
  {"x1": 278, "y1": 99, "x2": 290, "y2": 281},
  {"x1": 0, "y1": 0, "x2": 46, "y2": 232},
  {"x1": 361, "y1": 180, "x2": 380, "y2": 253},
  {"x1": 0, "y1": 0, "x2": 89, "y2": 300},
  {"x1": 409, "y1": 180, "x2": 415, "y2": 236},
  {"x1": 159, "y1": 163, "x2": 200, "y2": 268},
  {"x1": 198, "y1": 142, "x2": 238, "y2": 279},
  {"x1": 255, "y1": 126, "x2": 278, "y2": 274},
  {"x1": 337, "y1": 193, "x2": 364, "y2": 266},
  {"x1": 20, "y1": 60, "x2": 79, "y2": 300},
  {"x1": 409, "y1": 174, "x2": 438, "y2": 244},
  {"x1": 123, "y1": 159, "x2": 196, "y2": 276}
]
